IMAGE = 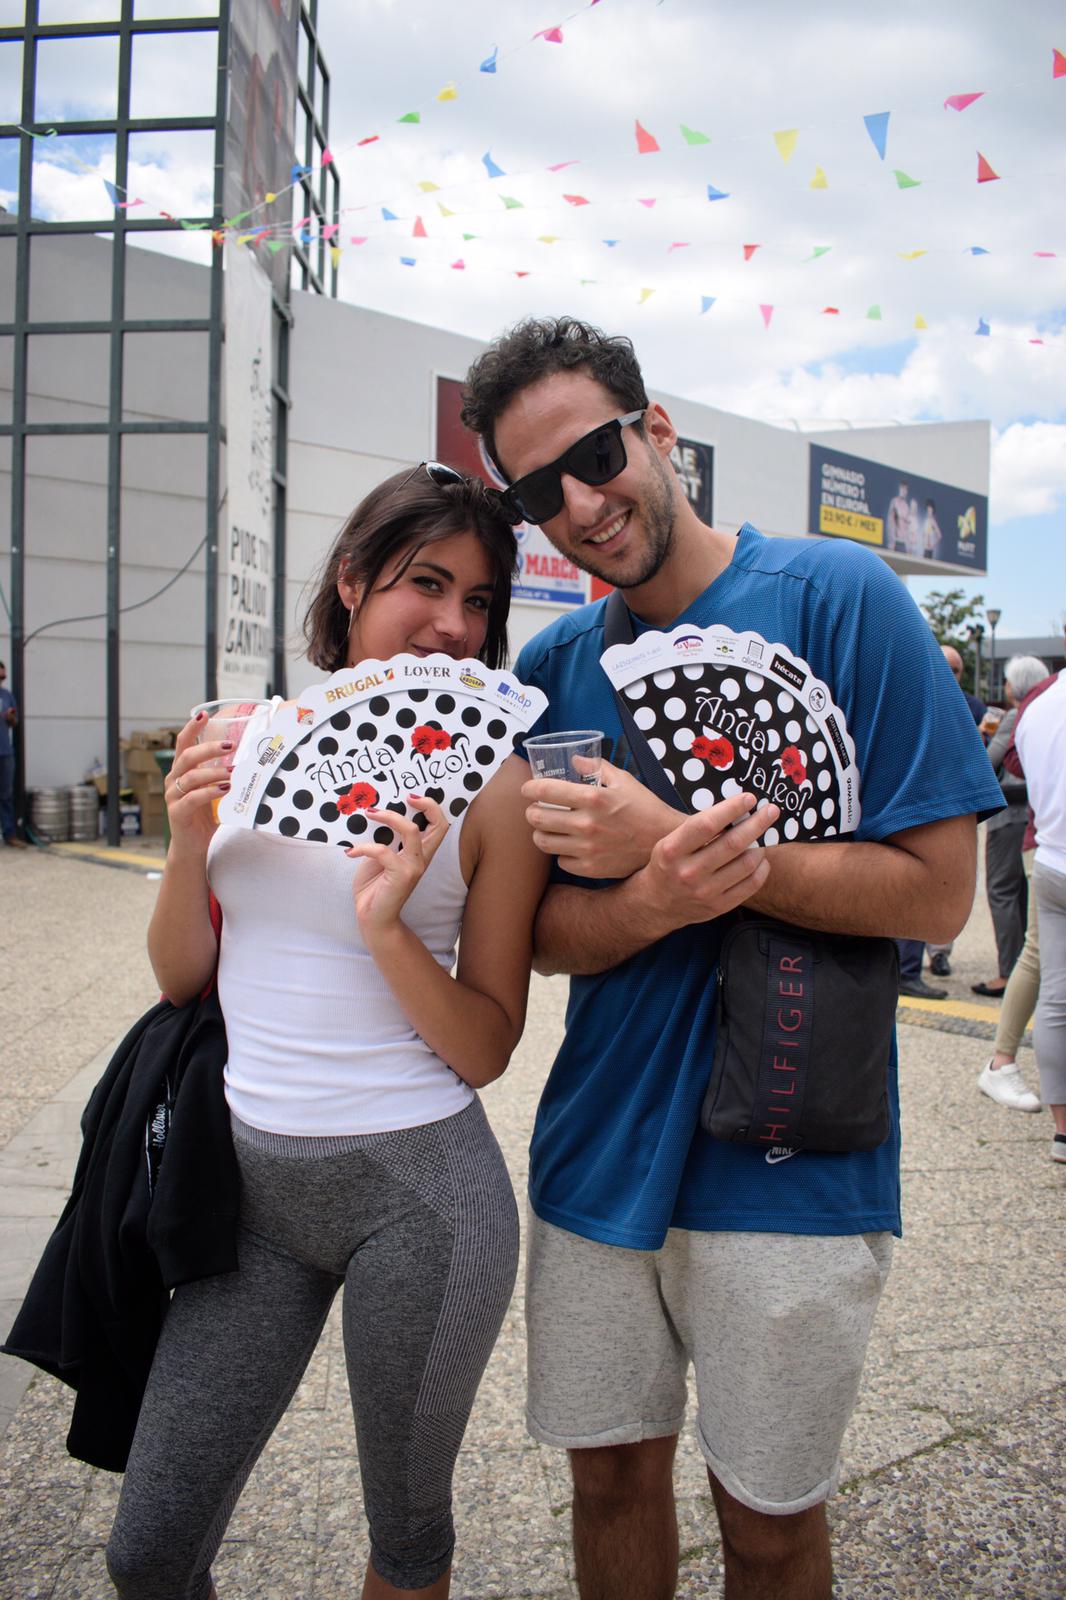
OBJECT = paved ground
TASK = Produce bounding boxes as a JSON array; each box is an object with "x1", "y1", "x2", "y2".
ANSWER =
[{"x1": 0, "y1": 837, "x2": 1063, "y2": 1599}]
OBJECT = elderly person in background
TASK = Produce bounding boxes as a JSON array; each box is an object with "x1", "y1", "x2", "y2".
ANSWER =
[
  {"x1": 1013, "y1": 669, "x2": 1066, "y2": 1161},
  {"x1": 971, "y1": 656, "x2": 1049, "y2": 1004}
]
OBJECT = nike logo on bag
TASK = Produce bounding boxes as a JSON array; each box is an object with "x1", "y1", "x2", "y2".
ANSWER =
[{"x1": 765, "y1": 1145, "x2": 798, "y2": 1164}]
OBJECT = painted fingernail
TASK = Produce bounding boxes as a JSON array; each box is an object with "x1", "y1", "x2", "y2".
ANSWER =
[
  {"x1": 194, "y1": 710, "x2": 206, "y2": 721},
  {"x1": 218, "y1": 781, "x2": 231, "y2": 791},
  {"x1": 220, "y1": 741, "x2": 234, "y2": 751}
]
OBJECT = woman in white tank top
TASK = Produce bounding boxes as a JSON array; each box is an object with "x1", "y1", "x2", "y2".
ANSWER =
[{"x1": 110, "y1": 467, "x2": 548, "y2": 1600}]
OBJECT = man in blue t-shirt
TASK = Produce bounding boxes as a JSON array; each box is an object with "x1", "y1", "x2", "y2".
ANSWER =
[{"x1": 461, "y1": 319, "x2": 1002, "y2": 1600}]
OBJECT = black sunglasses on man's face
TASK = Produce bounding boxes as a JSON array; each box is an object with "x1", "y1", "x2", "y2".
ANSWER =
[{"x1": 497, "y1": 410, "x2": 646, "y2": 526}]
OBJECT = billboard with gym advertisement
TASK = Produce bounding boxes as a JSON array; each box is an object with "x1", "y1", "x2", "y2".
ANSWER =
[
  {"x1": 808, "y1": 443, "x2": 988, "y2": 572},
  {"x1": 436, "y1": 375, "x2": 589, "y2": 608}
]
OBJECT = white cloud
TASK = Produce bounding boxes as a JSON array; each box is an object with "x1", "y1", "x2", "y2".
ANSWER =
[{"x1": 990, "y1": 421, "x2": 1066, "y2": 520}]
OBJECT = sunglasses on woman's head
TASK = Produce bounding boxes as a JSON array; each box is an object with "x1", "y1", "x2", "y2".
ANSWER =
[
  {"x1": 394, "y1": 460, "x2": 466, "y2": 495},
  {"x1": 497, "y1": 410, "x2": 646, "y2": 526}
]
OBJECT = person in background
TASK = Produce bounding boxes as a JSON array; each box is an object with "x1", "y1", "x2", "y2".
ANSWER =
[
  {"x1": 0, "y1": 661, "x2": 26, "y2": 849},
  {"x1": 970, "y1": 656, "x2": 1047, "y2": 1004},
  {"x1": 1014, "y1": 668, "x2": 1066, "y2": 1161},
  {"x1": 926, "y1": 642, "x2": 988, "y2": 978},
  {"x1": 922, "y1": 500, "x2": 942, "y2": 560}
]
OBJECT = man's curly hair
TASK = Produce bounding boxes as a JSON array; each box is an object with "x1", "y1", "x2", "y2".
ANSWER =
[{"x1": 460, "y1": 317, "x2": 649, "y2": 475}]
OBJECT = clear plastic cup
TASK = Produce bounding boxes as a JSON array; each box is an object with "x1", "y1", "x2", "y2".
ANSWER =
[
  {"x1": 525, "y1": 730, "x2": 603, "y2": 800},
  {"x1": 191, "y1": 699, "x2": 270, "y2": 817}
]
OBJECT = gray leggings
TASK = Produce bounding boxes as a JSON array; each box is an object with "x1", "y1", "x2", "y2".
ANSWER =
[
  {"x1": 106, "y1": 1098, "x2": 519, "y2": 1598},
  {"x1": 1033, "y1": 860, "x2": 1066, "y2": 1106}
]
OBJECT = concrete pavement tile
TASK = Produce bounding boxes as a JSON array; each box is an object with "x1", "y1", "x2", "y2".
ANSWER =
[
  {"x1": 0, "y1": 1101, "x2": 42, "y2": 1152},
  {"x1": 76, "y1": 1467, "x2": 121, "y2": 1540},
  {"x1": 211, "y1": 1536, "x2": 317, "y2": 1599},
  {"x1": 48, "y1": 1544, "x2": 119, "y2": 1599},
  {"x1": 0, "y1": 1542, "x2": 66, "y2": 1599},
  {"x1": 452, "y1": 1446, "x2": 572, "y2": 1598},
  {"x1": 979, "y1": 1383, "x2": 1066, "y2": 1489},
  {"x1": 901, "y1": 1168, "x2": 1065, "y2": 1229},
  {"x1": 288, "y1": 1331, "x2": 330, "y2": 1412},
  {"x1": 830, "y1": 1434, "x2": 1066, "y2": 1599},
  {"x1": 869, "y1": 1339, "x2": 1063, "y2": 1422},
  {"x1": 227, "y1": 1415, "x2": 322, "y2": 1542},
  {"x1": 839, "y1": 1399, "x2": 954, "y2": 1482}
]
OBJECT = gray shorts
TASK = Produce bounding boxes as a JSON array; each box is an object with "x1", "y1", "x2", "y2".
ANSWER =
[{"x1": 525, "y1": 1212, "x2": 892, "y2": 1515}]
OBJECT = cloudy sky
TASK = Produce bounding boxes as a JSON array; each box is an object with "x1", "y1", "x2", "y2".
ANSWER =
[{"x1": 5, "y1": 0, "x2": 1064, "y2": 640}]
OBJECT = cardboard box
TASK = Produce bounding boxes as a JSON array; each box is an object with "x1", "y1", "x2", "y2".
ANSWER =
[
  {"x1": 99, "y1": 801, "x2": 142, "y2": 837},
  {"x1": 127, "y1": 728, "x2": 179, "y2": 751},
  {"x1": 128, "y1": 779, "x2": 166, "y2": 835}
]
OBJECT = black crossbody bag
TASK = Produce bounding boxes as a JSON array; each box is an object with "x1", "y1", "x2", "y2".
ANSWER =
[{"x1": 603, "y1": 589, "x2": 897, "y2": 1154}]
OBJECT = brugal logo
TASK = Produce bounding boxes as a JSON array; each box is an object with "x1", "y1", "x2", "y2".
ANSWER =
[{"x1": 755, "y1": 938, "x2": 810, "y2": 1148}]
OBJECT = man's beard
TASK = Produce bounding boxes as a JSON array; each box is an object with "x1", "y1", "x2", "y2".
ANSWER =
[{"x1": 568, "y1": 450, "x2": 677, "y2": 590}]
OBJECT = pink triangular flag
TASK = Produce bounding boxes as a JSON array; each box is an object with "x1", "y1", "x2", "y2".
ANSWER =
[
  {"x1": 356, "y1": 135, "x2": 379, "y2": 147},
  {"x1": 977, "y1": 152, "x2": 999, "y2": 183},
  {"x1": 515, "y1": 270, "x2": 531, "y2": 277},
  {"x1": 743, "y1": 243, "x2": 760, "y2": 261},
  {"x1": 944, "y1": 93, "x2": 984, "y2": 111},
  {"x1": 535, "y1": 25, "x2": 563, "y2": 42},
  {"x1": 350, "y1": 236, "x2": 368, "y2": 245},
  {"x1": 759, "y1": 304, "x2": 774, "y2": 328},
  {"x1": 1034, "y1": 251, "x2": 1057, "y2": 258},
  {"x1": 413, "y1": 216, "x2": 427, "y2": 237},
  {"x1": 821, "y1": 306, "x2": 840, "y2": 315},
  {"x1": 637, "y1": 197, "x2": 657, "y2": 208},
  {"x1": 548, "y1": 161, "x2": 579, "y2": 171},
  {"x1": 563, "y1": 194, "x2": 590, "y2": 206},
  {"x1": 321, "y1": 147, "x2": 333, "y2": 165},
  {"x1": 667, "y1": 241, "x2": 690, "y2": 252},
  {"x1": 1052, "y1": 48, "x2": 1065, "y2": 77},
  {"x1": 451, "y1": 259, "x2": 465, "y2": 270},
  {"x1": 322, "y1": 222, "x2": 338, "y2": 240},
  {"x1": 635, "y1": 120, "x2": 660, "y2": 154}
]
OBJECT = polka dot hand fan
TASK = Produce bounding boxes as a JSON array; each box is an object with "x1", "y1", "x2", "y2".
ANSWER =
[
  {"x1": 217, "y1": 657, "x2": 547, "y2": 846},
  {"x1": 600, "y1": 626, "x2": 860, "y2": 842}
]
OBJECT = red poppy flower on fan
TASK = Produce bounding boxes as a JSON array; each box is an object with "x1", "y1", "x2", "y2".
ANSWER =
[
  {"x1": 692, "y1": 734, "x2": 734, "y2": 769},
  {"x1": 781, "y1": 746, "x2": 807, "y2": 784},
  {"x1": 337, "y1": 782, "x2": 379, "y2": 814},
  {"x1": 412, "y1": 724, "x2": 451, "y2": 756}
]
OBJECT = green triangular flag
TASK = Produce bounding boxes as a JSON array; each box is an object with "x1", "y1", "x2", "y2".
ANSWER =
[
  {"x1": 462, "y1": 232, "x2": 478, "y2": 241},
  {"x1": 267, "y1": 240, "x2": 286, "y2": 254},
  {"x1": 398, "y1": 111, "x2": 420, "y2": 124},
  {"x1": 500, "y1": 195, "x2": 524, "y2": 209},
  {"x1": 866, "y1": 304, "x2": 882, "y2": 320},
  {"x1": 893, "y1": 169, "x2": 921, "y2": 189},
  {"x1": 680, "y1": 124, "x2": 710, "y2": 145},
  {"x1": 805, "y1": 246, "x2": 832, "y2": 261}
]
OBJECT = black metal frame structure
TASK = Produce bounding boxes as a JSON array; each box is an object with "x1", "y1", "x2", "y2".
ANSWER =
[{"x1": 0, "y1": 0, "x2": 338, "y2": 846}]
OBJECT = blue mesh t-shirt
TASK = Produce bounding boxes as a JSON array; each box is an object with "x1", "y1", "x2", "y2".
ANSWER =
[{"x1": 515, "y1": 525, "x2": 1004, "y2": 1249}]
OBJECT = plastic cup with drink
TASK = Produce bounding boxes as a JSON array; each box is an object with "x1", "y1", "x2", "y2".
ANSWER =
[{"x1": 524, "y1": 730, "x2": 603, "y2": 807}]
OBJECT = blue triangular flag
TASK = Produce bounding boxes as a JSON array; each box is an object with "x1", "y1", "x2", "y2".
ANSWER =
[
  {"x1": 602, "y1": 239, "x2": 619, "y2": 247},
  {"x1": 290, "y1": 163, "x2": 310, "y2": 182},
  {"x1": 700, "y1": 296, "x2": 716, "y2": 314},
  {"x1": 382, "y1": 207, "x2": 398, "y2": 221},
  {"x1": 969, "y1": 246, "x2": 990, "y2": 255},
  {"x1": 482, "y1": 150, "x2": 505, "y2": 179},
  {"x1": 706, "y1": 184, "x2": 730, "y2": 201},
  {"x1": 863, "y1": 112, "x2": 890, "y2": 161},
  {"x1": 975, "y1": 317, "x2": 990, "y2": 336},
  {"x1": 480, "y1": 45, "x2": 498, "y2": 73},
  {"x1": 400, "y1": 256, "x2": 416, "y2": 266},
  {"x1": 103, "y1": 179, "x2": 121, "y2": 207}
]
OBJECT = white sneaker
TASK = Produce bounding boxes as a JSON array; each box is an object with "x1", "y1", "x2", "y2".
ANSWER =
[
  {"x1": 977, "y1": 1059, "x2": 1041, "y2": 1113},
  {"x1": 1052, "y1": 1135, "x2": 1066, "y2": 1164}
]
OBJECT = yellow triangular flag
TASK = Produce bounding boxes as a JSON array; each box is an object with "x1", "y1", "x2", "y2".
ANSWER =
[
  {"x1": 538, "y1": 234, "x2": 559, "y2": 244},
  {"x1": 437, "y1": 82, "x2": 457, "y2": 102},
  {"x1": 639, "y1": 287, "x2": 655, "y2": 304},
  {"x1": 418, "y1": 181, "x2": 440, "y2": 192},
  {"x1": 914, "y1": 314, "x2": 928, "y2": 329},
  {"x1": 899, "y1": 249, "x2": 927, "y2": 260},
  {"x1": 809, "y1": 166, "x2": 828, "y2": 189},
  {"x1": 265, "y1": 192, "x2": 276, "y2": 203},
  {"x1": 437, "y1": 202, "x2": 454, "y2": 217},
  {"x1": 774, "y1": 128, "x2": 799, "y2": 163},
  {"x1": 330, "y1": 245, "x2": 341, "y2": 270}
]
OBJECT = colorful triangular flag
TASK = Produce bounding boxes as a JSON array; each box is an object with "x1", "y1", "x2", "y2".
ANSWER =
[
  {"x1": 969, "y1": 245, "x2": 990, "y2": 255},
  {"x1": 480, "y1": 45, "x2": 498, "y2": 73},
  {"x1": 483, "y1": 151, "x2": 505, "y2": 179},
  {"x1": 563, "y1": 194, "x2": 589, "y2": 206},
  {"x1": 412, "y1": 216, "x2": 427, "y2": 238},
  {"x1": 975, "y1": 318, "x2": 990, "y2": 335},
  {"x1": 821, "y1": 306, "x2": 840, "y2": 316},
  {"x1": 773, "y1": 129, "x2": 799, "y2": 163},
  {"x1": 743, "y1": 243, "x2": 760, "y2": 261},
  {"x1": 977, "y1": 152, "x2": 999, "y2": 182},
  {"x1": 381, "y1": 207, "x2": 397, "y2": 221},
  {"x1": 451, "y1": 259, "x2": 466, "y2": 270},
  {"x1": 417, "y1": 181, "x2": 440, "y2": 192},
  {"x1": 914, "y1": 314, "x2": 928, "y2": 329},
  {"x1": 759, "y1": 304, "x2": 774, "y2": 328},
  {"x1": 398, "y1": 112, "x2": 420, "y2": 124},
  {"x1": 500, "y1": 195, "x2": 524, "y2": 209},
  {"x1": 944, "y1": 92, "x2": 984, "y2": 111},
  {"x1": 437, "y1": 83, "x2": 458, "y2": 101},
  {"x1": 538, "y1": 235, "x2": 559, "y2": 244},
  {"x1": 535, "y1": 25, "x2": 563, "y2": 42},
  {"x1": 805, "y1": 246, "x2": 831, "y2": 262},
  {"x1": 103, "y1": 179, "x2": 121, "y2": 207},
  {"x1": 356, "y1": 135, "x2": 378, "y2": 148},
  {"x1": 668, "y1": 242, "x2": 690, "y2": 252},
  {"x1": 321, "y1": 148, "x2": 332, "y2": 166},
  {"x1": 680, "y1": 124, "x2": 710, "y2": 145},
  {"x1": 706, "y1": 184, "x2": 730, "y2": 201},
  {"x1": 1054, "y1": 47, "x2": 1066, "y2": 77},
  {"x1": 635, "y1": 120, "x2": 660, "y2": 154},
  {"x1": 330, "y1": 245, "x2": 341, "y2": 271},
  {"x1": 699, "y1": 295, "x2": 716, "y2": 314},
  {"x1": 810, "y1": 167, "x2": 828, "y2": 189},
  {"x1": 638, "y1": 288, "x2": 655, "y2": 304},
  {"x1": 898, "y1": 249, "x2": 927, "y2": 260},
  {"x1": 400, "y1": 256, "x2": 416, "y2": 266},
  {"x1": 866, "y1": 305, "x2": 882, "y2": 320},
  {"x1": 863, "y1": 112, "x2": 889, "y2": 160},
  {"x1": 437, "y1": 203, "x2": 454, "y2": 217},
  {"x1": 637, "y1": 197, "x2": 656, "y2": 208},
  {"x1": 894, "y1": 170, "x2": 921, "y2": 189}
]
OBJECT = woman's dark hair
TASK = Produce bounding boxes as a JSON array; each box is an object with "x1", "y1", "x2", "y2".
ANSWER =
[
  {"x1": 303, "y1": 467, "x2": 518, "y2": 673},
  {"x1": 461, "y1": 317, "x2": 650, "y2": 473}
]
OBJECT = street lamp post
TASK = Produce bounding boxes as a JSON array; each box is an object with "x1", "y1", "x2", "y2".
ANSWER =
[
  {"x1": 986, "y1": 608, "x2": 1002, "y2": 701},
  {"x1": 971, "y1": 624, "x2": 984, "y2": 700}
]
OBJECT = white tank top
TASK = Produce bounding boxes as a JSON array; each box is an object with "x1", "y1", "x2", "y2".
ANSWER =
[{"x1": 206, "y1": 821, "x2": 474, "y2": 1135}]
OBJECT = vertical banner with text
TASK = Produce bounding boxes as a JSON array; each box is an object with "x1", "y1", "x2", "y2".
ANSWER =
[{"x1": 220, "y1": 243, "x2": 274, "y2": 699}]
